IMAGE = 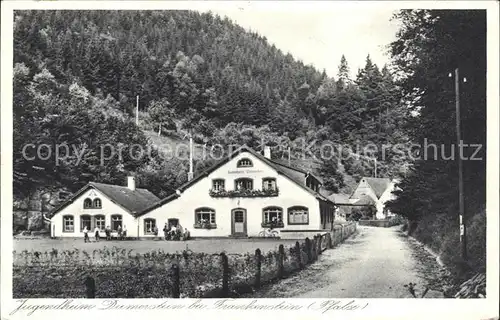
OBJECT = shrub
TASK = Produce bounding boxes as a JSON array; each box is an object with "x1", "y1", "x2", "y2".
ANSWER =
[
  {"x1": 12, "y1": 229, "x2": 359, "y2": 298},
  {"x1": 413, "y1": 210, "x2": 486, "y2": 278}
]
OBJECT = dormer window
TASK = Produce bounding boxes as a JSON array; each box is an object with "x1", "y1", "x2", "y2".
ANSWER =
[
  {"x1": 235, "y1": 178, "x2": 253, "y2": 190},
  {"x1": 262, "y1": 178, "x2": 277, "y2": 191},
  {"x1": 83, "y1": 198, "x2": 92, "y2": 209},
  {"x1": 93, "y1": 198, "x2": 102, "y2": 209},
  {"x1": 237, "y1": 158, "x2": 253, "y2": 168}
]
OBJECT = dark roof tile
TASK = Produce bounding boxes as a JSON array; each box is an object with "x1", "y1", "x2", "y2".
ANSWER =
[{"x1": 51, "y1": 182, "x2": 160, "y2": 217}]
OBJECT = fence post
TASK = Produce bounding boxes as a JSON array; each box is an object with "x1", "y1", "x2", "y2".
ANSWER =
[
  {"x1": 305, "y1": 237, "x2": 312, "y2": 263},
  {"x1": 84, "y1": 276, "x2": 96, "y2": 298},
  {"x1": 278, "y1": 244, "x2": 285, "y2": 279},
  {"x1": 318, "y1": 234, "x2": 323, "y2": 254},
  {"x1": 171, "y1": 264, "x2": 180, "y2": 298},
  {"x1": 255, "y1": 248, "x2": 261, "y2": 289},
  {"x1": 326, "y1": 232, "x2": 332, "y2": 249},
  {"x1": 295, "y1": 241, "x2": 303, "y2": 269},
  {"x1": 220, "y1": 252, "x2": 229, "y2": 297},
  {"x1": 312, "y1": 235, "x2": 318, "y2": 260}
]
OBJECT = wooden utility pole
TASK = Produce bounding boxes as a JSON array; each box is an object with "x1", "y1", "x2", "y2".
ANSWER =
[
  {"x1": 188, "y1": 134, "x2": 194, "y2": 181},
  {"x1": 454, "y1": 68, "x2": 466, "y2": 261},
  {"x1": 135, "y1": 95, "x2": 139, "y2": 126}
]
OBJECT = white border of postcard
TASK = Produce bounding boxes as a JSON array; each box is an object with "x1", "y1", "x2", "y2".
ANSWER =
[{"x1": 1, "y1": 1, "x2": 499, "y2": 320}]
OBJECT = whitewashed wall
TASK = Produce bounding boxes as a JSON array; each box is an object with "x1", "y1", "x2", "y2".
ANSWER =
[{"x1": 51, "y1": 188, "x2": 137, "y2": 237}]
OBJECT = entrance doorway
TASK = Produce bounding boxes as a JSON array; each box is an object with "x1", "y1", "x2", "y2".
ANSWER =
[{"x1": 231, "y1": 208, "x2": 247, "y2": 237}]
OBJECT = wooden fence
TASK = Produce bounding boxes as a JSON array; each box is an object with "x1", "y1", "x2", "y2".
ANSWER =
[{"x1": 14, "y1": 223, "x2": 357, "y2": 298}]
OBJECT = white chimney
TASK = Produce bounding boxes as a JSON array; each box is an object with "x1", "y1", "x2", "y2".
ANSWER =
[
  {"x1": 127, "y1": 176, "x2": 136, "y2": 191},
  {"x1": 188, "y1": 137, "x2": 194, "y2": 181},
  {"x1": 264, "y1": 146, "x2": 271, "y2": 159}
]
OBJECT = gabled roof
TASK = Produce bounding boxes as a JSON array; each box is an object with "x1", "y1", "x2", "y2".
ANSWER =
[
  {"x1": 328, "y1": 193, "x2": 351, "y2": 204},
  {"x1": 50, "y1": 182, "x2": 160, "y2": 217},
  {"x1": 351, "y1": 177, "x2": 391, "y2": 199},
  {"x1": 138, "y1": 145, "x2": 334, "y2": 216},
  {"x1": 361, "y1": 177, "x2": 391, "y2": 199},
  {"x1": 354, "y1": 195, "x2": 377, "y2": 206},
  {"x1": 269, "y1": 158, "x2": 323, "y2": 184}
]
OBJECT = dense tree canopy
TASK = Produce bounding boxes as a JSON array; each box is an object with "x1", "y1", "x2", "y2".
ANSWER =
[
  {"x1": 13, "y1": 10, "x2": 408, "y2": 198},
  {"x1": 386, "y1": 10, "x2": 486, "y2": 272}
]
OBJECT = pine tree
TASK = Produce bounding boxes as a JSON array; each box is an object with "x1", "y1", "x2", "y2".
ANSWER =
[{"x1": 337, "y1": 54, "x2": 350, "y2": 89}]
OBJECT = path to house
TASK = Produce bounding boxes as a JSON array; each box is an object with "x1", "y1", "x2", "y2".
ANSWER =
[{"x1": 247, "y1": 226, "x2": 450, "y2": 298}]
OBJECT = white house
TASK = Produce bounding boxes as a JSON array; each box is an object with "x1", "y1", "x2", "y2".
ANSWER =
[
  {"x1": 138, "y1": 145, "x2": 337, "y2": 238},
  {"x1": 349, "y1": 177, "x2": 397, "y2": 220},
  {"x1": 50, "y1": 145, "x2": 336, "y2": 238},
  {"x1": 49, "y1": 177, "x2": 160, "y2": 238}
]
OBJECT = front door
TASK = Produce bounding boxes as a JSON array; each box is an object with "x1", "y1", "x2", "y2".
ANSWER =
[{"x1": 231, "y1": 208, "x2": 247, "y2": 236}]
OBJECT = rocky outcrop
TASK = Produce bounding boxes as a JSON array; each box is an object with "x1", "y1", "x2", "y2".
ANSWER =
[
  {"x1": 13, "y1": 187, "x2": 68, "y2": 233},
  {"x1": 454, "y1": 273, "x2": 486, "y2": 298}
]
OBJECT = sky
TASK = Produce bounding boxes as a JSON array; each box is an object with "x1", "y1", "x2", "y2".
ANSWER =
[{"x1": 206, "y1": 6, "x2": 400, "y2": 78}]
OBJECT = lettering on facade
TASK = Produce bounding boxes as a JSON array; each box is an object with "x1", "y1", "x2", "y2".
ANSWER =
[{"x1": 228, "y1": 169, "x2": 264, "y2": 174}]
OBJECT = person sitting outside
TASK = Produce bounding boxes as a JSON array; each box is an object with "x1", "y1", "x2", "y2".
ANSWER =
[
  {"x1": 182, "y1": 227, "x2": 190, "y2": 241},
  {"x1": 169, "y1": 224, "x2": 179, "y2": 240},
  {"x1": 105, "y1": 226, "x2": 111, "y2": 240}
]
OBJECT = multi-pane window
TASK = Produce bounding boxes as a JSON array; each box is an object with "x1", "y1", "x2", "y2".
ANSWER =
[
  {"x1": 235, "y1": 178, "x2": 253, "y2": 190},
  {"x1": 234, "y1": 210, "x2": 244, "y2": 223},
  {"x1": 262, "y1": 178, "x2": 277, "y2": 191},
  {"x1": 144, "y1": 218, "x2": 156, "y2": 234},
  {"x1": 63, "y1": 215, "x2": 74, "y2": 232},
  {"x1": 212, "y1": 179, "x2": 225, "y2": 191},
  {"x1": 95, "y1": 215, "x2": 106, "y2": 230},
  {"x1": 262, "y1": 207, "x2": 283, "y2": 224},
  {"x1": 83, "y1": 198, "x2": 92, "y2": 209},
  {"x1": 80, "y1": 215, "x2": 91, "y2": 231},
  {"x1": 288, "y1": 206, "x2": 309, "y2": 225},
  {"x1": 237, "y1": 158, "x2": 253, "y2": 168},
  {"x1": 195, "y1": 208, "x2": 216, "y2": 225},
  {"x1": 93, "y1": 198, "x2": 102, "y2": 209},
  {"x1": 111, "y1": 214, "x2": 122, "y2": 231}
]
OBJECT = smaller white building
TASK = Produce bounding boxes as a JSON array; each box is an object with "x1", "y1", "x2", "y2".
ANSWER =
[
  {"x1": 49, "y1": 177, "x2": 160, "y2": 238},
  {"x1": 349, "y1": 177, "x2": 397, "y2": 220}
]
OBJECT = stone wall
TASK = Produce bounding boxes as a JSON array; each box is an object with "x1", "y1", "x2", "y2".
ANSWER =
[
  {"x1": 358, "y1": 219, "x2": 400, "y2": 228},
  {"x1": 13, "y1": 187, "x2": 67, "y2": 232}
]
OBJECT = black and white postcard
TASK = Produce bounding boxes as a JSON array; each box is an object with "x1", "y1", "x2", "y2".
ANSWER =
[{"x1": 1, "y1": 1, "x2": 498, "y2": 320}]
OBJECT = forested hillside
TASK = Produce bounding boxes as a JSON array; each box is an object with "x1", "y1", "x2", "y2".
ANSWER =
[{"x1": 13, "y1": 10, "x2": 408, "y2": 200}]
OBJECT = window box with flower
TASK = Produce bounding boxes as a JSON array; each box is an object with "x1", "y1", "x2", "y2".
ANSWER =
[
  {"x1": 209, "y1": 188, "x2": 279, "y2": 198},
  {"x1": 194, "y1": 219, "x2": 217, "y2": 229}
]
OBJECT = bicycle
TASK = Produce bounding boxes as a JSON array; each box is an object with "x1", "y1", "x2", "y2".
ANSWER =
[{"x1": 258, "y1": 228, "x2": 280, "y2": 238}]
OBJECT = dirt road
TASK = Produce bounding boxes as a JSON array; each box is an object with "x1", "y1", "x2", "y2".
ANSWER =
[{"x1": 249, "y1": 226, "x2": 448, "y2": 298}]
